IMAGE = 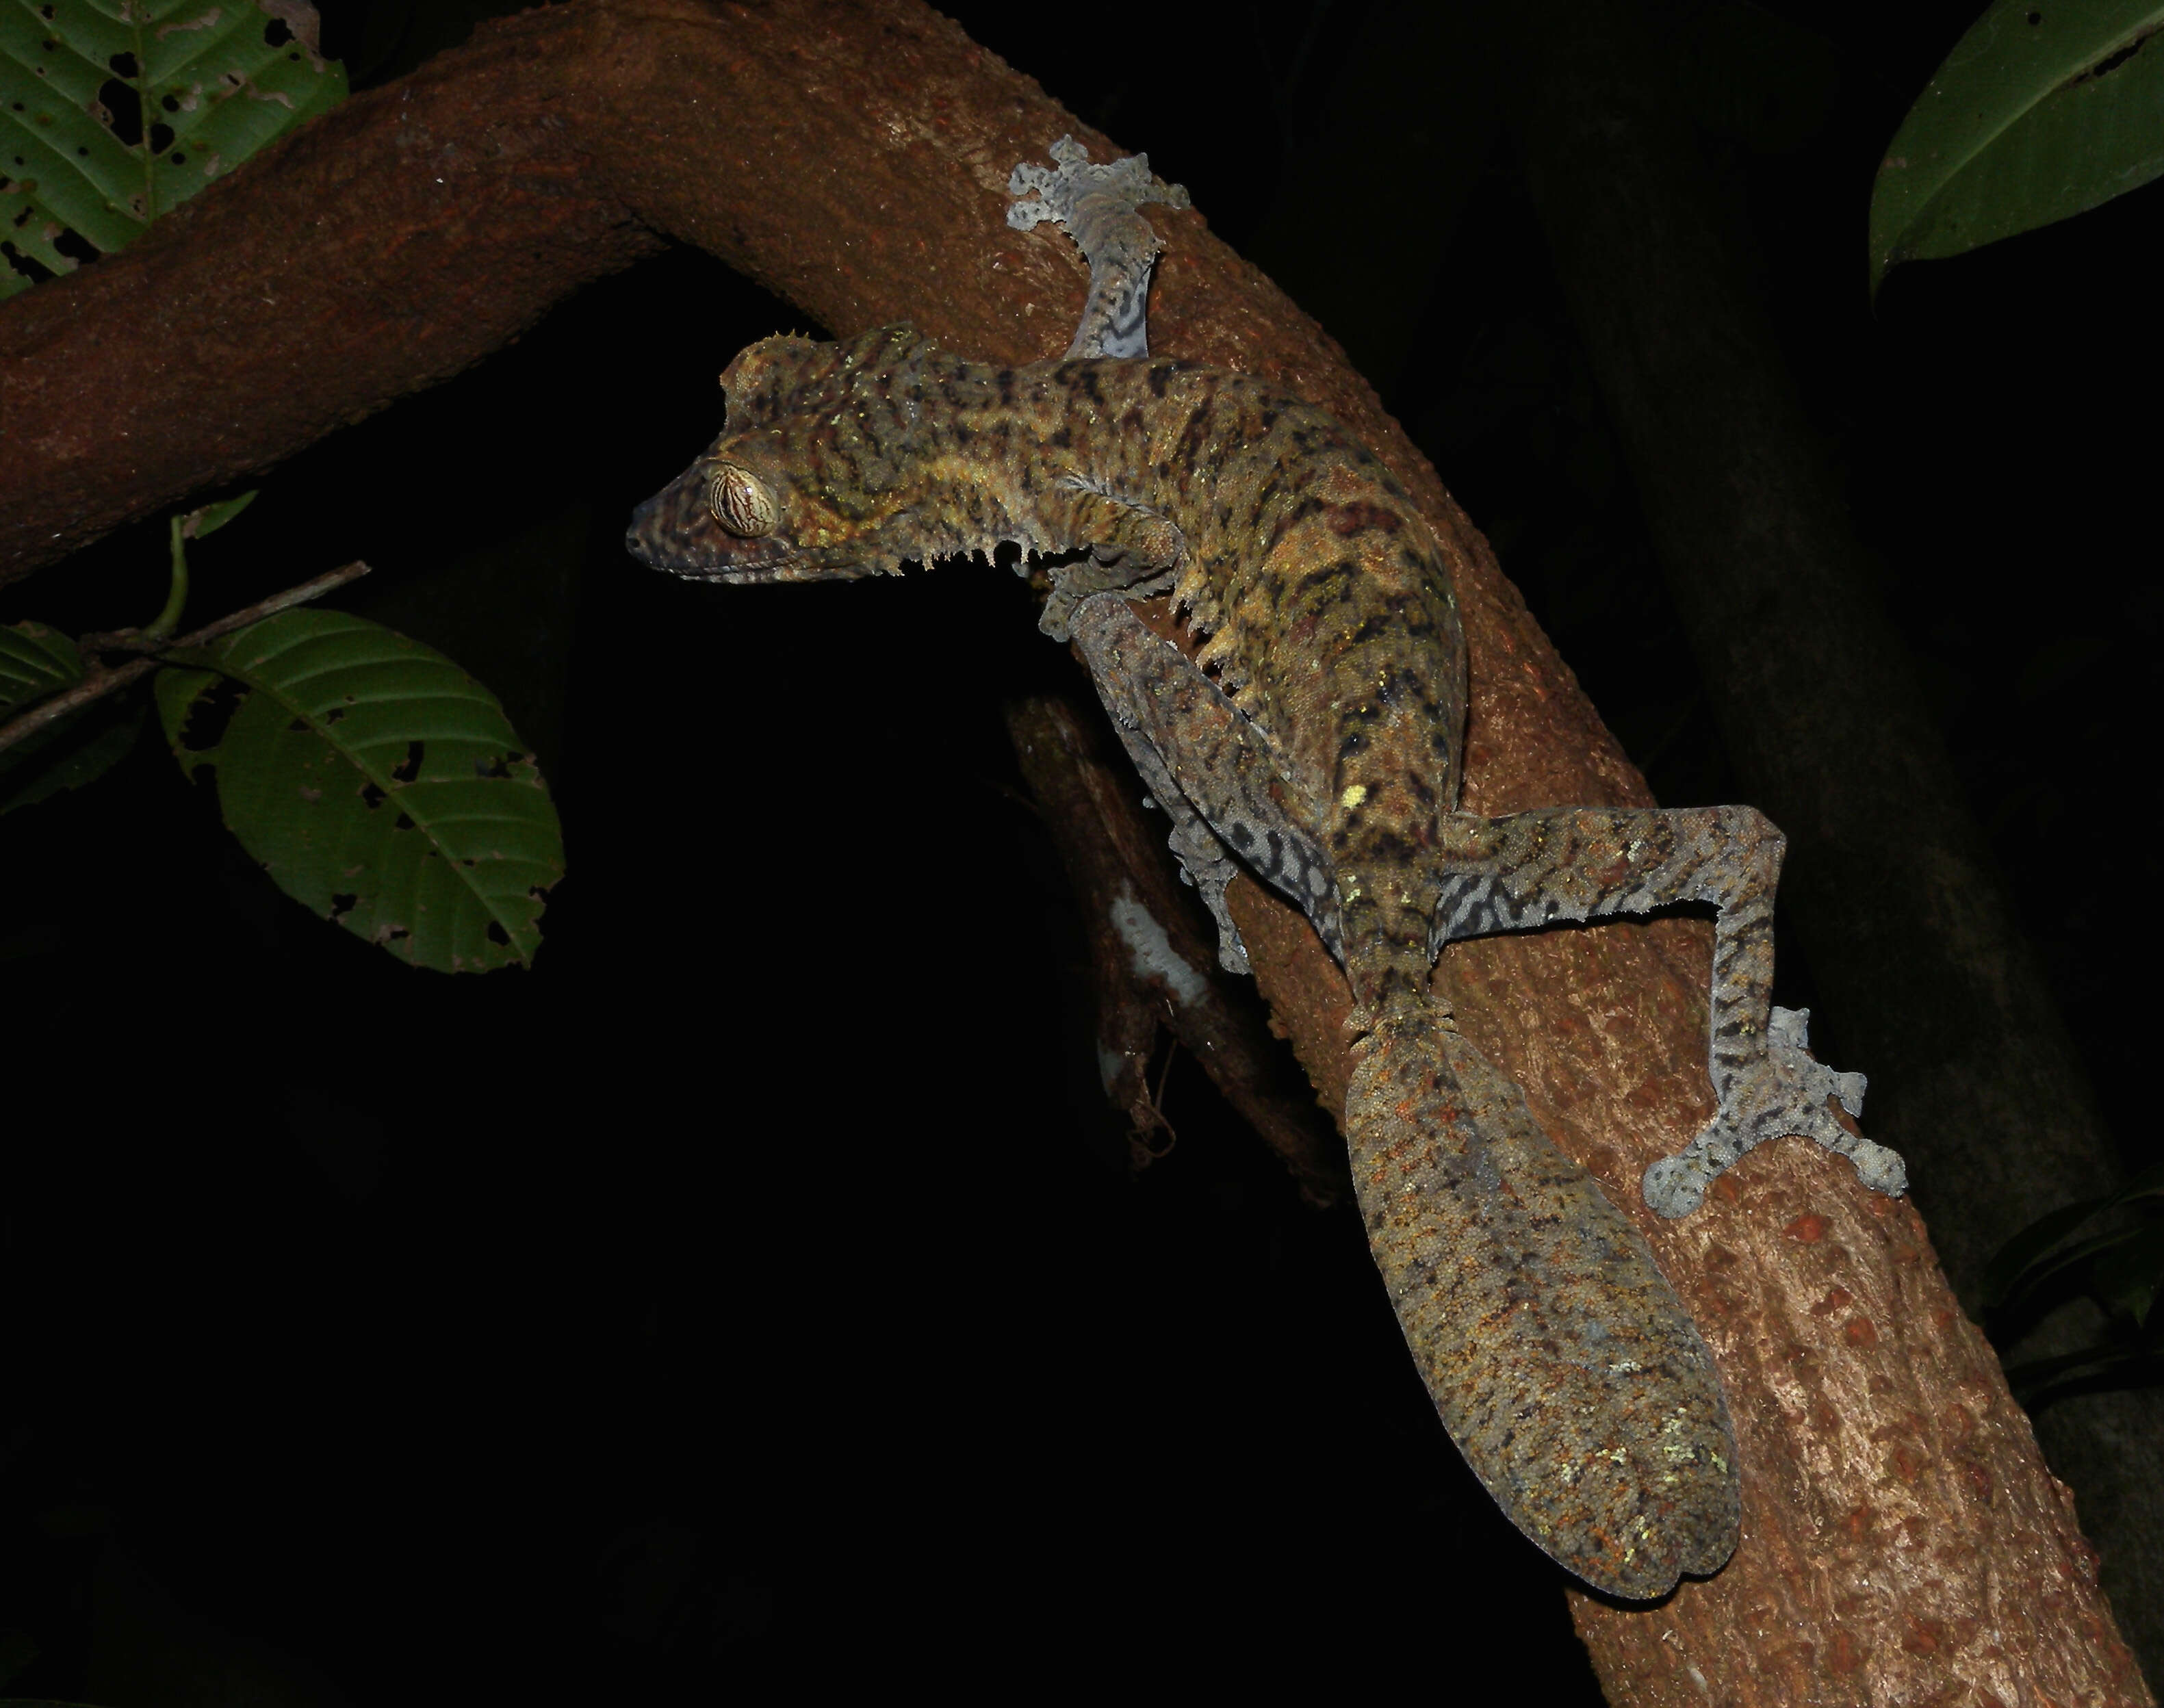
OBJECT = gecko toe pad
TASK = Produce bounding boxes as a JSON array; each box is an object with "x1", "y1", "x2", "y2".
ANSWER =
[{"x1": 1642, "y1": 1006, "x2": 1906, "y2": 1217}]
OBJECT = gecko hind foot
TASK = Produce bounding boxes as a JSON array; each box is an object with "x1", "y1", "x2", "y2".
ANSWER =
[{"x1": 1643, "y1": 1007, "x2": 1905, "y2": 1218}]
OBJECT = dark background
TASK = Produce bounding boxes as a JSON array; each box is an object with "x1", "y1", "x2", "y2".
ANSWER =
[{"x1": 3, "y1": 0, "x2": 2157, "y2": 1698}]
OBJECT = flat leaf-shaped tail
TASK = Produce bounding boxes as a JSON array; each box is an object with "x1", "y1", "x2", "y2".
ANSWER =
[{"x1": 1348, "y1": 1006, "x2": 1739, "y2": 1598}]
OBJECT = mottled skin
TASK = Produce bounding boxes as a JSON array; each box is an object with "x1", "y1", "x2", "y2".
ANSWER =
[
  {"x1": 632, "y1": 325, "x2": 1467, "y2": 1005},
  {"x1": 626, "y1": 323, "x2": 1903, "y2": 1597}
]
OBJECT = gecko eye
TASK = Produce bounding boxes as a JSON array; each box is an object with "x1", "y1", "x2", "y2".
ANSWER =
[{"x1": 708, "y1": 463, "x2": 778, "y2": 537}]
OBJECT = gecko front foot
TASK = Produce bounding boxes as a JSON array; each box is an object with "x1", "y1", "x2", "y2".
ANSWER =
[
  {"x1": 1007, "y1": 137, "x2": 1189, "y2": 360},
  {"x1": 1038, "y1": 563, "x2": 1176, "y2": 643},
  {"x1": 1643, "y1": 1007, "x2": 1903, "y2": 1217}
]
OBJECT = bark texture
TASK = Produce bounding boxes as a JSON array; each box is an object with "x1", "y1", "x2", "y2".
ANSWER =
[
  {"x1": 1502, "y1": 0, "x2": 2164, "y2": 1677},
  {"x1": 0, "y1": 2, "x2": 2148, "y2": 1700}
]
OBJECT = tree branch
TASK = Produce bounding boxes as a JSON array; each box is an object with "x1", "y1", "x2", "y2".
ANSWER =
[
  {"x1": 1, "y1": 1, "x2": 2146, "y2": 1700},
  {"x1": 0, "y1": 560, "x2": 372, "y2": 756},
  {"x1": 1004, "y1": 693, "x2": 1349, "y2": 1206},
  {"x1": 1499, "y1": 3, "x2": 2164, "y2": 1685}
]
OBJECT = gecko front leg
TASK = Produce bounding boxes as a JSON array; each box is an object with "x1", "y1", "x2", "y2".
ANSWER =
[
  {"x1": 1032, "y1": 478, "x2": 1185, "y2": 643},
  {"x1": 1008, "y1": 136, "x2": 1190, "y2": 360}
]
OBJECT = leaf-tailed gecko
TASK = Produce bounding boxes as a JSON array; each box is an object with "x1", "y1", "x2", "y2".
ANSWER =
[{"x1": 623, "y1": 139, "x2": 1907, "y2": 1599}]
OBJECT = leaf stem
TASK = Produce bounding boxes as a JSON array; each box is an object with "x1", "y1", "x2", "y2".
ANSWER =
[
  {"x1": 149, "y1": 513, "x2": 191, "y2": 640},
  {"x1": 0, "y1": 561, "x2": 372, "y2": 758}
]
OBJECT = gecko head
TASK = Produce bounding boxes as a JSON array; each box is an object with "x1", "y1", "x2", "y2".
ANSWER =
[
  {"x1": 624, "y1": 325, "x2": 939, "y2": 582},
  {"x1": 623, "y1": 432, "x2": 924, "y2": 582}
]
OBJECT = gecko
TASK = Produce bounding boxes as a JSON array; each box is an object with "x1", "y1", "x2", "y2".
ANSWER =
[{"x1": 623, "y1": 140, "x2": 1907, "y2": 1600}]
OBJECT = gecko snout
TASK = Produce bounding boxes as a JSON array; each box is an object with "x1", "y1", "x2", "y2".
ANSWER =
[{"x1": 623, "y1": 474, "x2": 726, "y2": 576}]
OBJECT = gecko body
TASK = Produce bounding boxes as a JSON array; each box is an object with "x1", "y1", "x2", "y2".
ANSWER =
[{"x1": 625, "y1": 149, "x2": 1903, "y2": 1601}]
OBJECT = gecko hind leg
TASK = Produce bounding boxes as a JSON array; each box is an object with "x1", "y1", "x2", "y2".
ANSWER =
[
  {"x1": 1422, "y1": 807, "x2": 1905, "y2": 1217},
  {"x1": 1068, "y1": 595, "x2": 1342, "y2": 972}
]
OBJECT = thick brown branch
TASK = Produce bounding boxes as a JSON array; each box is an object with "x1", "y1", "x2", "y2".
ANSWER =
[
  {"x1": 1503, "y1": 7, "x2": 2164, "y2": 1680},
  {"x1": 1, "y1": 1, "x2": 2146, "y2": 1700},
  {"x1": 1004, "y1": 694, "x2": 1349, "y2": 1207}
]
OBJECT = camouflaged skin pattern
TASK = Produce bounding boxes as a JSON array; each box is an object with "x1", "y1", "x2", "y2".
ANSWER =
[{"x1": 626, "y1": 323, "x2": 1744, "y2": 1596}]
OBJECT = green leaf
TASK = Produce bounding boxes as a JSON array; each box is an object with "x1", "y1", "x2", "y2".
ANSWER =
[
  {"x1": 0, "y1": 697, "x2": 145, "y2": 814},
  {"x1": 2004, "y1": 1341, "x2": 2164, "y2": 1403},
  {"x1": 1997, "y1": 1226, "x2": 2143, "y2": 1315},
  {"x1": 2113, "y1": 1158, "x2": 2164, "y2": 1204},
  {"x1": 2093, "y1": 1223, "x2": 2164, "y2": 1326},
  {"x1": 181, "y1": 487, "x2": 259, "y2": 541},
  {"x1": 1, "y1": 2, "x2": 346, "y2": 299},
  {"x1": 0, "y1": 622, "x2": 84, "y2": 714},
  {"x1": 0, "y1": 621, "x2": 141, "y2": 810},
  {"x1": 155, "y1": 610, "x2": 565, "y2": 972},
  {"x1": 1982, "y1": 1190, "x2": 2115, "y2": 1305},
  {"x1": 1983, "y1": 1160, "x2": 2164, "y2": 1305},
  {"x1": 153, "y1": 662, "x2": 217, "y2": 759},
  {"x1": 1869, "y1": 0, "x2": 2164, "y2": 296}
]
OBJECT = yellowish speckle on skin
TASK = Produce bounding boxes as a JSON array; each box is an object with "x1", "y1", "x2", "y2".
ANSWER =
[{"x1": 1341, "y1": 784, "x2": 1367, "y2": 810}]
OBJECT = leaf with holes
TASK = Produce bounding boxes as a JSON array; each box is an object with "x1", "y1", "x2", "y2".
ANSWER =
[
  {"x1": 1, "y1": 0, "x2": 345, "y2": 299},
  {"x1": 1870, "y1": 0, "x2": 2164, "y2": 296},
  {"x1": 155, "y1": 609, "x2": 565, "y2": 972},
  {"x1": 0, "y1": 619, "x2": 142, "y2": 811}
]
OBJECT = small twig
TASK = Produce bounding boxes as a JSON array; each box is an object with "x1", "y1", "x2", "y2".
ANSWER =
[
  {"x1": 1003, "y1": 693, "x2": 1351, "y2": 1206},
  {"x1": 0, "y1": 560, "x2": 371, "y2": 758},
  {"x1": 1129, "y1": 1029, "x2": 1179, "y2": 1165},
  {"x1": 1152, "y1": 1031, "x2": 1179, "y2": 1114}
]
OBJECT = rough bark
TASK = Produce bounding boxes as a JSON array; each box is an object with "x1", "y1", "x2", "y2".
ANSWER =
[
  {"x1": 0, "y1": 2, "x2": 2147, "y2": 1700},
  {"x1": 1502, "y1": 0, "x2": 2164, "y2": 1679}
]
